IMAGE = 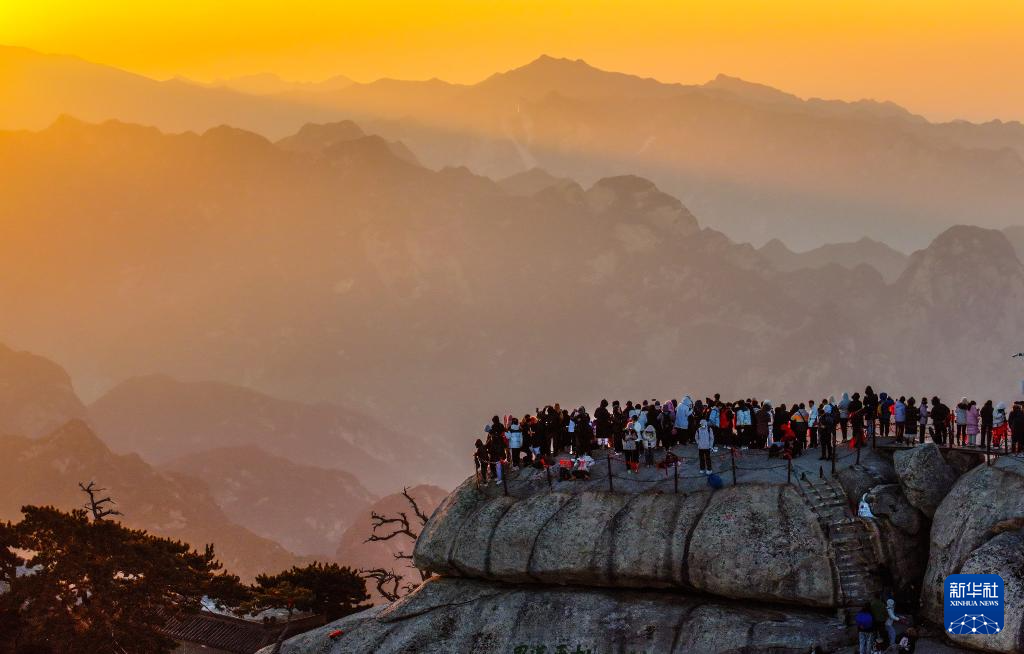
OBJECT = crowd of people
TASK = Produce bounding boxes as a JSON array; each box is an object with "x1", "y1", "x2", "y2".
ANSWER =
[{"x1": 473, "y1": 386, "x2": 1024, "y2": 483}]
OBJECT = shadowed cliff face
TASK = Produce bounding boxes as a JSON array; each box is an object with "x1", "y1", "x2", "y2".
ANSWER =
[
  {"x1": 414, "y1": 479, "x2": 837, "y2": 607},
  {"x1": 267, "y1": 445, "x2": 1024, "y2": 654},
  {"x1": 922, "y1": 456, "x2": 1024, "y2": 653},
  {"x1": 266, "y1": 578, "x2": 852, "y2": 654}
]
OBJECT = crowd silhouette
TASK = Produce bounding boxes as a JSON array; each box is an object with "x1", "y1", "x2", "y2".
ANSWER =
[{"x1": 474, "y1": 386, "x2": 1024, "y2": 483}]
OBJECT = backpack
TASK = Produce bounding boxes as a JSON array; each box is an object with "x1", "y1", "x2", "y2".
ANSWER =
[
  {"x1": 821, "y1": 411, "x2": 836, "y2": 431},
  {"x1": 855, "y1": 611, "x2": 874, "y2": 630},
  {"x1": 707, "y1": 473, "x2": 724, "y2": 489}
]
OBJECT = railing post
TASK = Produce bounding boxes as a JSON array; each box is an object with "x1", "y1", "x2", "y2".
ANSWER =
[
  {"x1": 607, "y1": 454, "x2": 614, "y2": 492},
  {"x1": 987, "y1": 434, "x2": 993, "y2": 466},
  {"x1": 787, "y1": 457, "x2": 792, "y2": 484},
  {"x1": 545, "y1": 463, "x2": 552, "y2": 490},
  {"x1": 673, "y1": 459, "x2": 679, "y2": 494},
  {"x1": 731, "y1": 451, "x2": 737, "y2": 486},
  {"x1": 856, "y1": 436, "x2": 861, "y2": 465},
  {"x1": 501, "y1": 463, "x2": 509, "y2": 496},
  {"x1": 830, "y1": 430, "x2": 836, "y2": 476}
]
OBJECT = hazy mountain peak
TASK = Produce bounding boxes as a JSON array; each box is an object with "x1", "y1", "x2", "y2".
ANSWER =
[
  {"x1": 896, "y1": 225, "x2": 1024, "y2": 309},
  {"x1": 704, "y1": 74, "x2": 799, "y2": 105},
  {"x1": 0, "y1": 343, "x2": 86, "y2": 438},
  {"x1": 276, "y1": 120, "x2": 365, "y2": 152},
  {"x1": 497, "y1": 167, "x2": 575, "y2": 197},
  {"x1": 915, "y1": 224, "x2": 1020, "y2": 263},
  {"x1": 38, "y1": 418, "x2": 105, "y2": 451},
  {"x1": 200, "y1": 124, "x2": 274, "y2": 150},
  {"x1": 759, "y1": 237, "x2": 797, "y2": 258},
  {"x1": 43, "y1": 115, "x2": 163, "y2": 141},
  {"x1": 478, "y1": 54, "x2": 680, "y2": 101},
  {"x1": 584, "y1": 175, "x2": 699, "y2": 233},
  {"x1": 322, "y1": 133, "x2": 421, "y2": 168}
]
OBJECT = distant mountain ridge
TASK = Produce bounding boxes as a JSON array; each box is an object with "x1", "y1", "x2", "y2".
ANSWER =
[
  {"x1": 0, "y1": 343, "x2": 86, "y2": 437},
  {"x1": 3, "y1": 117, "x2": 1024, "y2": 480},
  {"x1": 88, "y1": 374, "x2": 434, "y2": 495},
  {"x1": 5, "y1": 46, "x2": 1024, "y2": 247},
  {"x1": 163, "y1": 447, "x2": 376, "y2": 557},
  {"x1": 758, "y1": 237, "x2": 909, "y2": 282},
  {"x1": 0, "y1": 419, "x2": 305, "y2": 581}
]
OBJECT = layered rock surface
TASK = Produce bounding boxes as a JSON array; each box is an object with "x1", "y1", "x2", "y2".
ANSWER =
[
  {"x1": 894, "y1": 444, "x2": 959, "y2": 518},
  {"x1": 921, "y1": 456, "x2": 1024, "y2": 653},
  {"x1": 269, "y1": 443, "x2": 1024, "y2": 654},
  {"x1": 266, "y1": 577, "x2": 850, "y2": 654},
  {"x1": 415, "y1": 479, "x2": 839, "y2": 607}
]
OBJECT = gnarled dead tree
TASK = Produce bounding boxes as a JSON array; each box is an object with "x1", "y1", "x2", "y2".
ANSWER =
[
  {"x1": 360, "y1": 487, "x2": 430, "y2": 600},
  {"x1": 79, "y1": 481, "x2": 123, "y2": 520},
  {"x1": 359, "y1": 567, "x2": 417, "y2": 603}
]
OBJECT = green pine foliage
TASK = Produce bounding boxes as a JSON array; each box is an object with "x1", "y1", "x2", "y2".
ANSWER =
[{"x1": 0, "y1": 505, "x2": 247, "y2": 654}]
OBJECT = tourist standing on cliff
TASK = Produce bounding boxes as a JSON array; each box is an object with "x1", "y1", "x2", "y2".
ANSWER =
[
  {"x1": 931, "y1": 397, "x2": 949, "y2": 446},
  {"x1": 661, "y1": 401, "x2": 677, "y2": 448},
  {"x1": 807, "y1": 400, "x2": 819, "y2": 450},
  {"x1": 893, "y1": 396, "x2": 906, "y2": 443},
  {"x1": 485, "y1": 429, "x2": 505, "y2": 484},
  {"x1": 611, "y1": 400, "x2": 626, "y2": 452},
  {"x1": 474, "y1": 438, "x2": 488, "y2": 481},
  {"x1": 819, "y1": 404, "x2": 836, "y2": 460},
  {"x1": 735, "y1": 401, "x2": 752, "y2": 449},
  {"x1": 1009, "y1": 402, "x2": 1024, "y2": 452},
  {"x1": 848, "y1": 392, "x2": 865, "y2": 446},
  {"x1": 642, "y1": 423, "x2": 657, "y2": 466},
  {"x1": 993, "y1": 402, "x2": 1009, "y2": 449},
  {"x1": 877, "y1": 392, "x2": 892, "y2": 438},
  {"x1": 675, "y1": 395, "x2": 693, "y2": 445},
  {"x1": 981, "y1": 400, "x2": 994, "y2": 449},
  {"x1": 572, "y1": 406, "x2": 593, "y2": 455},
  {"x1": 790, "y1": 403, "x2": 808, "y2": 456},
  {"x1": 696, "y1": 419, "x2": 715, "y2": 474},
  {"x1": 965, "y1": 400, "x2": 980, "y2": 446},
  {"x1": 955, "y1": 398, "x2": 969, "y2": 446},
  {"x1": 507, "y1": 418, "x2": 523, "y2": 469},
  {"x1": 918, "y1": 397, "x2": 929, "y2": 444},
  {"x1": 756, "y1": 401, "x2": 772, "y2": 448},
  {"x1": 622, "y1": 420, "x2": 639, "y2": 472},
  {"x1": 594, "y1": 399, "x2": 613, "y2": 449},
  {"x1": 838, "y1": 392, "x2": 851, "y2": 441},
  {"x1": 904, "y1": 398, "x2": 918, "y2": 444},
  {"x1": 863, "y1": 386, "x2": 879, "y2": 442}
]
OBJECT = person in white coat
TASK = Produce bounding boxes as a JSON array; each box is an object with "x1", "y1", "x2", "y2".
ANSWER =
[
  {"x1": 674, "y1": 395, "x2": 694, "y2": 445},
  {"x1": 885, "y1": 598, "x2": 901, "y2": 646},
  {"x1": 696, "y1": 419, "x2": 715, "y2": 474}
]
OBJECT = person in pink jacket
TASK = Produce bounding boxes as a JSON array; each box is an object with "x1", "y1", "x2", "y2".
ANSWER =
[{"x1": 966, "y1": 400, "x2": 981, "y2": 446}]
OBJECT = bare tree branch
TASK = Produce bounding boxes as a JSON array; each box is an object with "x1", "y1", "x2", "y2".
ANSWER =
[
  {"x1": 359, "y1": 568, "x2": 403, "y2": 603},
  {"x1": 401, "y1": 487, "x2": 430, "y2": 526},
  {"x1": 364, "y1": 511, "x2": 417, "y2": 543},
  {"x1": 363, "y1": 487, "x2": 433, "y2": 597},
  {"x1": 79, "y1": 481, "x2": 123, "y2": 520}
]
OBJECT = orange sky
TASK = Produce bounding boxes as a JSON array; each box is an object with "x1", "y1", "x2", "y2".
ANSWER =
[{"x1": 3, "y1": 0, "x2": 1024, "y2": 122}]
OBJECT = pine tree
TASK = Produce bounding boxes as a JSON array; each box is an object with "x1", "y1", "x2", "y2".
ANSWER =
[
  {"x1": 0, "y1": 505, "x2": 247, "y2": 654},
  {"x1": 250, "y1": 562, "x2": 370, "y2": 621}
]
